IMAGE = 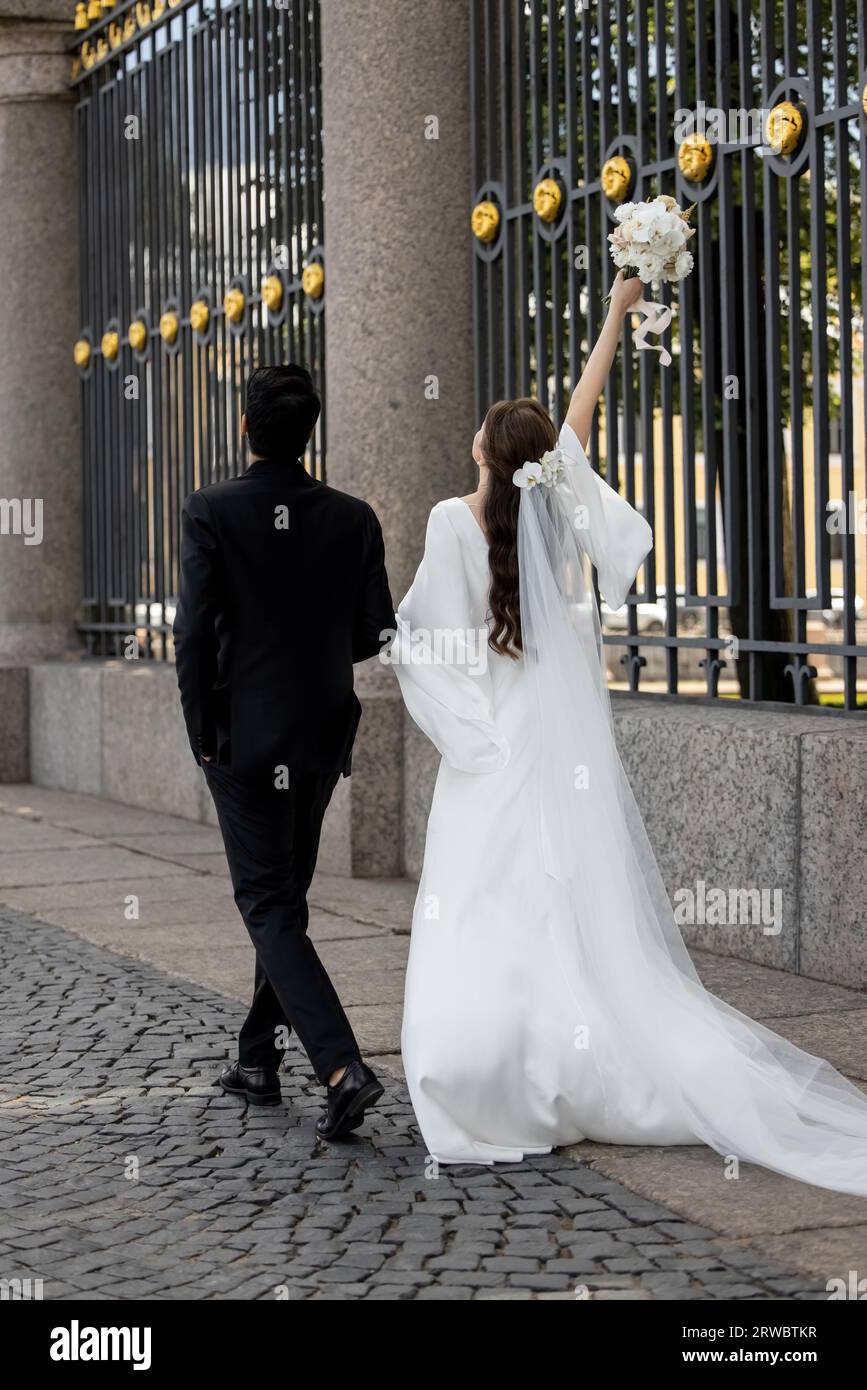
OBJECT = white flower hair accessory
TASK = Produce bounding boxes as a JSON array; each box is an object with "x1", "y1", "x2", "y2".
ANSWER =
[{"x1": 512, "y1": 448, "x2": 567, "y2": 490}]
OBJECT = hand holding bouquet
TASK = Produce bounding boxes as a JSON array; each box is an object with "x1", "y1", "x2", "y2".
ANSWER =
[{"x1": 605, "y1": 195, "x2": 696, "y2": 366}]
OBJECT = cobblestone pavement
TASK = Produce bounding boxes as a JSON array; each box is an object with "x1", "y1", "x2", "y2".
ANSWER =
[{"x1": 0, "y1": 910, "x2": 827, "y2": 1301}]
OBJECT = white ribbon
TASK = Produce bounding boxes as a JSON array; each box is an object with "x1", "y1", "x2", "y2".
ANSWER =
[{"x1": 632, "y1": 295, "x2": 673, "y2": 367}]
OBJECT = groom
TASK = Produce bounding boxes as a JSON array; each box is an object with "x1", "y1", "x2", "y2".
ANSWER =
[{"x1": 173, "y1": 364, "x2": 393, "y2": 1139}]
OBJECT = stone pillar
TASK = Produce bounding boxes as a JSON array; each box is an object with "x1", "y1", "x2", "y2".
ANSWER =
[
  {"x1": 321, "y1": 0, "x2": 476, "y2": 600},
  {"x1": 321, "y1": 0, "x2": 476, "y2": 874},
  {"x1": 0, "y1": 1, "x2": 79, "y2": 662}
]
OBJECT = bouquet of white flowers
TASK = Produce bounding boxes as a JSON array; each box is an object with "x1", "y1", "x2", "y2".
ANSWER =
[
  {"x1": 606, "y1": 195, "x2": 696, "y2": 366},
  {"x1": 608, "y1": 194, "x2": 695, "y2": 284}
]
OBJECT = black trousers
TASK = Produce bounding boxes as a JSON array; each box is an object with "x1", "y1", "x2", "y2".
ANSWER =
[{"x1": 203, "y1": 761, "x2": 361, "y2": 1084}]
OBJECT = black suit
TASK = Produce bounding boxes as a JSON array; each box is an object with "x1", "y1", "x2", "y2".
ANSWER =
[
  {"x1": 173, "y1": 457, "x2": 394, "y2": 1082},
  {"x1": 174, "y1": 457, "x2": 393, "y2": 775}
]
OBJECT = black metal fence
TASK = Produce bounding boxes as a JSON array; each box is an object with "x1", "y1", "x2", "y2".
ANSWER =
[
  {"x1": 70, "y1": 0, "x2": 324, "y2": 658},
  {"x1": 470, "y1": 0, "x2": 866, "y2": 711}
]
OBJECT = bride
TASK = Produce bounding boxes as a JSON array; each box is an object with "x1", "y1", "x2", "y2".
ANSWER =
[{"x1": 390, "y1": 271, "x2": 867, "y2": 1193}]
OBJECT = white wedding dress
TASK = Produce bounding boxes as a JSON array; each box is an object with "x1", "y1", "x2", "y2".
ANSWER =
[{"x1": 391, "y1": 421, "x2": 867, "y2": 1193}]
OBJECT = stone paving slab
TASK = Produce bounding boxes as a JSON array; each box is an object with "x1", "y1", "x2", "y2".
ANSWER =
[
  {"x1": 307, "y1": 875, "x2": 417, "y2": 935},
  {"x1": 693, "y1": 952, "x2": 867, "y2": 1018},
  {"x1": 600, "y1": 1145, "x2": 867, "y2": 1236},
  {"x1": 764, "y1": 1011, "x2": 867, "y2": 1080},
  {"x1": 0, "y1": 786, "x2": 205, "y2": 838},
  {"x1": 0, "y1": 910, "x2": 828, "y2": 1301},
  {"x1": 0, "y1": 874, "x2": 235, "y2": 912},
  {"x1": 743, "y1": 1223, "x2": 867, "y2": 1282},
  {"x1": 0, "y1": 846, "x2": 201, "y2": 889},
  {"x1": 325, "y1": 966, "x2": 407, "y2": 1007},
  {"x1": 30, "y1": 901, "x2": 243, "y2": 932},
  {"x1": 144, "y1": 852, "x2": 235, "y2": 875},
  {"x1": 110, "y1": 829, "x2": 226, "y2": 854},
  {"x1": 0, "y1": 818, "x2": 102, "y2": 852}
]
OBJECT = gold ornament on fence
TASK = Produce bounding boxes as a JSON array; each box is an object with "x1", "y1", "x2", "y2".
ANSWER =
[
  {"x1": 470, "y1": 200, "x2": 500, "y2": 243},
  {"x1": 123, "y1": 12, "x2": 136, "y2": 39},
  {"x1": 190, "y1": 299, "x2": 210, "y2": 334},
  {"x1": 74, "y1": 3, "x2": 88, "y2": 30},
  {"x1": 73, "y1": 339, "x2": 91, "y2": 369},
  {"x1": 71, "y1": 56, "x2": 81, "y2": 79},
  {"x1": 765, "y1": 102, "x2": 804, "y2": 157},
  {"x1": 863, "y1": 84, "x2": 867, "y2": 116},
  {"x1": 533, "y1": 178, "x2": 562, "y2": 223},
  {"x1": 100, "y1": 0, "x2": 114, "y2": 11},
  {"x1": 128, "y1": 319, "x2": 147, "y2": 352},
  {"x1": 224, "y1": 287, "x2": 246, "y2": 322},
  {"x1": 261, "y1": 275, "x2": 284, "y2": 312},
  {"x1": 135, "y1": 1, "x2": 151, "y2": 27},
  {"x1": 108, "y1": 20, "x2": 123, "y2": 48},
  {"x1": 86, "y1": 0, "x2": 101, "y2": 19},
  {"x1": 159, "y1": 310, "x2": 179, "y2": 345},
  {"x1": 81, "y1": 41, "x2": 96, "y2": 69},
  {"x1": 677, "y1": 133, "x2": 713, "y2": 183},
  {"x1": 100, "y1": 330, "x2": 119, "y2": 362},
  {"x1": 302, "y1": 264, "x2": 324, "y2": 299},
  {"x1": 600, "y1": 156, "x2": 632, "y2": 203}
]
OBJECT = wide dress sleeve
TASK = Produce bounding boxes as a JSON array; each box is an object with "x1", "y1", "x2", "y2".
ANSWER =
[
  {"x1": 391, "y1": 502, "x2": 510, "y2": 775},
  {"x1": 557, "y1": 420, "x2": 653, "y2": 609}
]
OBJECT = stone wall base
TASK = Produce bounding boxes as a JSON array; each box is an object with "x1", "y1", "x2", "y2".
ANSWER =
[
  {"x1": 16, "y1": 658, "x2": 404, "y2": 880},
  {"x1": 13, "y1": 662, "x2": 867, "y2": 988}
]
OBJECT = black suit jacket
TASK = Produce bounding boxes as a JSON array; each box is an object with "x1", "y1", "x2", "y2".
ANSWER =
[{"x1": 173, "y1": 458, "x2": 394, "y2": 777}]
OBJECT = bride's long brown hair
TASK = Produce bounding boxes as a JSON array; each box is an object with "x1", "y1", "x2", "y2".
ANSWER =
[{"x1": 480, "y1": 397, "x2": 557, "y2": 658}]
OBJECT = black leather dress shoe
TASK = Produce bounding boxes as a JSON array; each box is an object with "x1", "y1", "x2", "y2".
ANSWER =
[
  {"x1": 218, "y1": 1061, "x2": 282, "y2": 1107},
  {"x1": 316, "y1": 1060, "x2": 384, "y2": 1140}
]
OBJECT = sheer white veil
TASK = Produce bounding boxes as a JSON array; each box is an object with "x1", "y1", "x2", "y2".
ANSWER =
[{"x1": 517, "y1": 425, "x2": 867, "y2": 1195}]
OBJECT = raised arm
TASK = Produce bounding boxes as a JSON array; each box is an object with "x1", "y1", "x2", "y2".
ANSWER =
[{"x1": 564, "y1": 271, "x2": 644, "y2": 451}]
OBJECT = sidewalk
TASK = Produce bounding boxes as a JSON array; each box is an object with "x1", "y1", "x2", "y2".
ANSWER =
[{"x1": 1, "y1": 784, "x2": 866, "y2": 1299}]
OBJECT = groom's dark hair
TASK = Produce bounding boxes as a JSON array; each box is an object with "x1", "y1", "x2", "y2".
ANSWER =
[{"x1": 244, "y1": 364, "x2": 320, "y2": 460}]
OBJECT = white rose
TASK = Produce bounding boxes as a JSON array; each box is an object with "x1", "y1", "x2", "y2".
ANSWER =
[{"x1": 635, "y1": 252, "x2": 660, "y2": 283}]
